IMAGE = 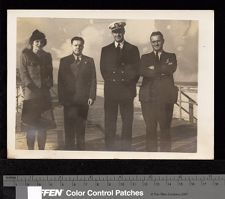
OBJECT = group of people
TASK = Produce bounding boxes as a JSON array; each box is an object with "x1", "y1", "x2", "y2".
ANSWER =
[{"x1": 20, "y1": 21, "x2": 178, "y2": 152}]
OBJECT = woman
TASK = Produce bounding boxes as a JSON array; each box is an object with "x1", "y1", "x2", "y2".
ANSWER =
[{"x1": 20, "y1": 29, "x2": 55, "y2": 150}]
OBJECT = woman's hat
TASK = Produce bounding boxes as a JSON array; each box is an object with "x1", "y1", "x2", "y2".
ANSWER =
[{"x1": 29, "y1": 29, "x2": 47, "y2": 47}]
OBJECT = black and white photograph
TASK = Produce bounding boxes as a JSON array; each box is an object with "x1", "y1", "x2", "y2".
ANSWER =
[{"x1": 7, "y1": 10, "x2": 214, "y2": 159}]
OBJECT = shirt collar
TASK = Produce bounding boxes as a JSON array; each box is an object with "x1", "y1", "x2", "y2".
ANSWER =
[
  {"x1": 73, "y1": 53, "x2": 82, "y2": 61},
  {"x1": 114, "y1": 40, "x2": 125, "y2": 49},
  {"x1": 154, "y1": 50, "x2": 163, "y2": 58},
  {"x1": 154, "y1": 50, "x2": 163, "y2": 55}
]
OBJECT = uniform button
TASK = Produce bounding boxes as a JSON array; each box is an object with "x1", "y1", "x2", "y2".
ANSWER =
[
  {"x1": 113, "y1": 71, "x2": 116, "y2": 74},
  {"x1": 121, "y1": 70, "x2": 124, "y2": 74},
  {"x1": 121, "y1": 79, "x2": 124, "y2": 81},
  {"x1": 113, "y1": 79, "x2": 116, "y2": 82}
]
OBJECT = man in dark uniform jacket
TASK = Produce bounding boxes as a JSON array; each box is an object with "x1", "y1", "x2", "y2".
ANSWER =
[
  {"x1": 100, "y1": 21, "x2": 140, "y2": 151},
  {"x1": 139, "y1": 31, "x2": 177, "y2": 152},
  {"x1": 58, "y1": 36, "x2": 96, "y2": 150}
]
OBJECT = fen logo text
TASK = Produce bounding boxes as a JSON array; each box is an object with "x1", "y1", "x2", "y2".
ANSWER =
[{"x1": 42, "y1": 189, "x2": 144, "y2": 197}]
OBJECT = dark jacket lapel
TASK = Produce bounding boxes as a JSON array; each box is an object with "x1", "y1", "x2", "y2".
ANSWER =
[
  {"x1": 68, "y1": 54, "x2": 78, "y2": 79},
  {"x1": 109, "y1": 42, "x2": 119, "y2": 63},
  {"x1": 67, "y1": 54, "x2": 75, "y2": 65},
  {"x1": 159, "y1": 50, "x2": 167, "y2": 63}
]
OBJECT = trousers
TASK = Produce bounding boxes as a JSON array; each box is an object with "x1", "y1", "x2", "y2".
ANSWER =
[
  {"x1": 141, "y1": 102, "x2": 174, "y2": 152},
  {"x1": 104, "y1": 98, "x2": 134, "y2": 151},
  {"x1": 63, "y1": 105, "x2": 88, "y2": 150}
]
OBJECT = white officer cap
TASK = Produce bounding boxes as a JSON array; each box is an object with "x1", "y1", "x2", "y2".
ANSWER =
[{"x1": 108, "y1": 21, "x2": 126, "y2": 32}]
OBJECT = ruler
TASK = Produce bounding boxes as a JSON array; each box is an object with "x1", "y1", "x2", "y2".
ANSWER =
[{"x1": 3, "y1": 175, "x2": 225, "y2": 199}]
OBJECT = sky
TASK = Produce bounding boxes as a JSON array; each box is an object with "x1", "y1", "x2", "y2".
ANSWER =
[{"x1": 17, "y1": 18, "x2": 198, "y2": 83}]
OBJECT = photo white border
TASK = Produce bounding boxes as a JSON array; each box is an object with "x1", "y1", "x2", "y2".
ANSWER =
[{"x1": 7, "y1": 10, "x2": 214, "y2": 159}]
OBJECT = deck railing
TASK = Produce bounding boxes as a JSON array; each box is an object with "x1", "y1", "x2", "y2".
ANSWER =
[
  {"x1": 16, "y1": 83, "x2": 198, "y2": 123},
  {"x1": 175, "y1": 85, "x2": 197, "y2": 123},
  {"x1": 16, "y1": 83, "x2": 24, "y2": 113}
]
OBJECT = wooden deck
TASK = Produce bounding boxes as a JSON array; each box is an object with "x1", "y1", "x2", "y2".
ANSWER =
[{"x1": 15, "y1": 95, "x2": 197, "y2": 152}]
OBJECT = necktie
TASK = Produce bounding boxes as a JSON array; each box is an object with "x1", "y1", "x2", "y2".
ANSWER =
[
  {"x1": 155, "y1": 51, "x2": 160, "y2": 67},
  {"x1": 116, "y1": 43, "x2": 121, "y2": 53},
  {"x1": 75, "y1": 58, "x2": 80, "y2": 64},
  {"x1": 116, "y1": 43, "x2": 122, "y2": 65},
  {"x1": 117, "y1": 43, "x2": 121, "y2": 48}
]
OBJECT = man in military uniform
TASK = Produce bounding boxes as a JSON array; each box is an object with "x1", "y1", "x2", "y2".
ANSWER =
[
  {"x1": 139, "y1": 31, "x2": 177, "y2": 152},
  {"x1": 100, "y1": 21, "x2": 140, "y2": 151},
  {"x1": 58, "y1": 36, "x2": 96, "y2": 150}
]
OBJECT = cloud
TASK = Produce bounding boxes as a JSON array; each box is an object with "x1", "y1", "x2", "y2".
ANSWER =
[
  {"x1": 125, "y1": 20, "x2": 155, "y2": 45},
  {"x1": 187, "y1": 21, "x2": 198, "y2": 37},
  {"x1": 17, "y1": 18, "x2": 198, "y2": 82},
  {"x1": 51, "y1": 38, "x2": 71, "y2": 59},
  {"x1": 80, "y1": 25, "x2": 110, "y2": 81},
  {"x1": 81, "y1": 25, "x2": 106, "y2": 56},
  {"x1": 142, "y1": 47, "x2": 149, "y2": 54}
]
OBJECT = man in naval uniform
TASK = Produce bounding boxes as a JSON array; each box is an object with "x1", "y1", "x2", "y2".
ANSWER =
[{"x1": 100, "y1": 21, "x2": 140, "y2": 151}]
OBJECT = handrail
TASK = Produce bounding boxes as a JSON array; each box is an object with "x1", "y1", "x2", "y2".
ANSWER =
[
  {"x1": 175, "y1": 85, "x2": 197, "y2": 123},
  {"x1": 50, "y1": 87, "x2": 58, "y2": 97},
  {"x1": 175, "y1": 102, "x2": 197, "y2": 121},
  {"x1": 16, "y1": 84, "x2": 24, "y2": 113},
  {"x1": 16, "y1": 83, "x2": 198, "y2": 123},
  {"x1": 180, "y1": 90, "x2": 198, "y2": 105}
]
